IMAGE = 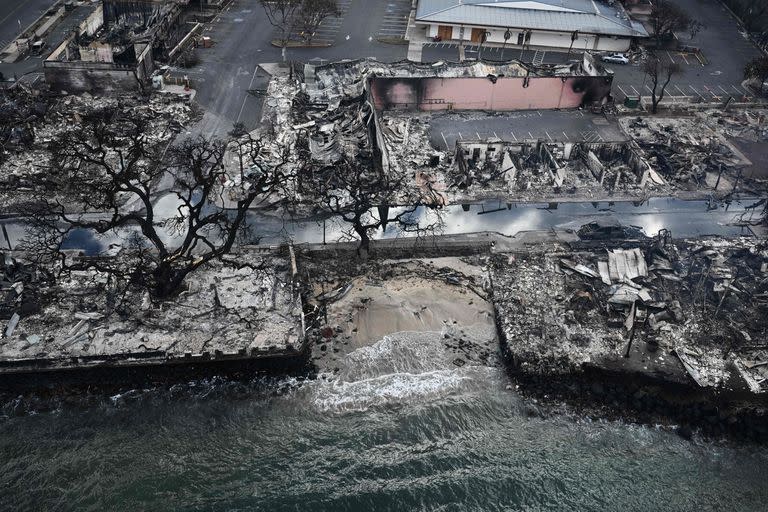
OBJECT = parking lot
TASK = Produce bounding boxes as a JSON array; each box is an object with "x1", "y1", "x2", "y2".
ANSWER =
[
  {"x1": 421, "y1": 0, "x2": 764, "y2": 104},
  {"x1": 426, "y1": 110, "x2": 628, "y2": 150},
  {"x1": 268, "y1": 0, "x2": 352, "y2": 45},
  {"x1": 377, "y1": 0, "x2": 411, "y2": 40}
]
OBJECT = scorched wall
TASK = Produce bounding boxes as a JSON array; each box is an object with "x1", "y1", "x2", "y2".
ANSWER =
[{"x1": 369, "y1": 76, "x2": 613, "y2": 111}]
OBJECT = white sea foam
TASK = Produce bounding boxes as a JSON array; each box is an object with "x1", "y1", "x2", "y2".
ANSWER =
[
  {"x1": 312, "y1": 369, "x2": 470, "y2": 412},
  {"x1": 311, "y1": 330, "x2": 497, "y2": 412}
]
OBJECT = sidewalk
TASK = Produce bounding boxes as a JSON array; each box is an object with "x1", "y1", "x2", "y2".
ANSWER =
[{"x1": 404, "y1": 0, "x2": 426, "y2": 62}]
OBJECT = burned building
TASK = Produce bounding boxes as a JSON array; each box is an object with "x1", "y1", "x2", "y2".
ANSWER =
[
  {"x1": 43, "y1": 0, "x2": 190, "y2": 93},
  {"x1": 267, "y1": 56, "x2": 614, "y2": 200},
  {"x1": 451, "y1": 140, "x2": 664, "y2": 198},
  {"x1": 263, "y1": 57, "x2": 766, "y2": 207},
  {"x1": 307, "y1": 53, "x2": 613, "y2": 113},
  {"x1": 492, "y1": 234, "x2": 768, "y2": 396}
]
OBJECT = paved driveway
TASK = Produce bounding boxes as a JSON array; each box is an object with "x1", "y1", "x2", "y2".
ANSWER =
[{"x1": 427, "y1": 110, "x2": 627, "y2": 149}]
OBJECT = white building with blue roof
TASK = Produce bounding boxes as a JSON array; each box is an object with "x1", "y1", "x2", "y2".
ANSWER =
[{"x1": 415, "y1": 0, "x2": 648, "y2": 52}]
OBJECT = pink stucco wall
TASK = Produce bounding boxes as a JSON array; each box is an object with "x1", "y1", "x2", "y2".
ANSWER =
[{"x1": 369, "y1": 76, "x2": 612, "y2": 111}]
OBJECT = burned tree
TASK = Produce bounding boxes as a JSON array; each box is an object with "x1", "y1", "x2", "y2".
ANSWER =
[
  {"x1": 643, "y1": 53, "x2": 681, "y2": 114},
  {"x1": 312, "y1": 158, "x2": 444, "y2": 255},
  {"x1": 648, "y1": 0, "x2": 695, "y2": 47},
  {"x1": 744, "y1": 56, "x2": 768, "y2": 95},
  {"x1": 22, "y1": 105, "x2": 292, "y2": 299},
  {"x1": 296, "y1": 0, "x2": 340, "y2": 45},
  {"x1": 259, "y1": 0, "x2": 302, "y2": 61}
]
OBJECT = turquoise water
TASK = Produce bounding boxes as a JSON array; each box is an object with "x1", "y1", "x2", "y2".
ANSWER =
[{"x1": 1, "y1": 332, "x2": 767, "y2": 511}]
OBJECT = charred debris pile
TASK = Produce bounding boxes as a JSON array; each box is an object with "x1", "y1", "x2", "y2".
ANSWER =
[
  {"x1": 272, "y1": 58, "x2": 609, "y2": 204},
  {"x1": 0, "y1": 248, "x2": 304, "y2": 374},
  {"x1": 621, "y1": 114, "x2": 764, "y2": 195},
  {"x1": 448, "y1": 139, "x2": 664, "y2": 201},
  {"x1": 0, "y1": 89, "x2": 196, "y2": 213},
  {"x1": 492, "y1": 233, "x2": 768, "y2": 395}
]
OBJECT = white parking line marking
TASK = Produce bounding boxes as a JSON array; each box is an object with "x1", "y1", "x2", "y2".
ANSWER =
[
  {"x1": 510, "y1": 131, "x2": 518, "y2": 141},
  {"x1": 563, "y1": 131, "x2": 569, "y2": 140},
  {"x1": 441, "y1": 131, "x2": 449, "y2": 149},
  {"x1": 631, "y1": 85, "x2": 639, "y2": 95},
  {"x1": 617, "y1": 85, "x2": 628, "y2": 96},
  {"x1": 545, "y1": 131, "x2": 553, "y2": 141},
  {"x1": 645, "y1": 85, "x2": 653, "y2": 93},
  {"x1": 667, "y1": 51, "x2": 675, "y2": 64},
  {"x1": 719, "y1": 85, "x2": 729, "y2": 95},
  {"x1": 675, "y1": 85, "x2": 686, "y2": 96},
  {"x1": 493, "y1": 131, "x2": 499, "y2": 138},
  {"x1": 689, "y1": 85, "x2": 700, "y2": 95},
  {"x1": 528, "y1": 131, "x2": 534, "y2": 139},
  {"x1": 680, "y1": 53, "x2": 689, "y2": 65}
]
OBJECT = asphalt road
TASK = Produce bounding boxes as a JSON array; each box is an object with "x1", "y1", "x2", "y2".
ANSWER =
[
  {"x1": 0, "y1": 0, "x2": 55, "y2": 52},
  {"x1": 0, "y1": 1, "x2": 92, "y2": 80}
]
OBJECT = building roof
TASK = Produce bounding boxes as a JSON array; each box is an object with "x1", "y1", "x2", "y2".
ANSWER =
[{"x1": 415, "y1": 0, "x2": 649, "y2": 38}]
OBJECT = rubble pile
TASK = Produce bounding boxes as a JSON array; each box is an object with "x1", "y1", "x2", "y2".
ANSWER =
[
  {"x1": 378, "y1": 113, "x2": 449, "y2": 201},
  {"x1": 621, "y1": 116, "x2": 758, "y2": 193},
  {"x1": 0, "y1": 252, "x2": 53, "y2": 338},
  {"x1": 0, "y1": 92, "x2": 197, "y2": 213},
  {"x1": 492, "y1": 235, "x2": 768, "y2": 393},
  {"x1": 708, "y1": 109, "x2": 768, "y2": 144},
  {"x1": 0, "y1": 249, "x2": 303, "y2": 368},
  {"x1": 447, "y1": 139, "x2": 664, "y2": 201},
  {"x1": 0, "y1": 87, "x2": 50, "y2": 160}
]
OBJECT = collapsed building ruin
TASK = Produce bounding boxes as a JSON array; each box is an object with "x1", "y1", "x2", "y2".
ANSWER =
[
  {"x1": 492, "y1": 234, "x2": 768, "y2": 394},
  {"x1": 0, "y1": 247, "x2": 305, "y2": 381},
  {"x1": 266, "y1": 56, "x2": 766, "y2": 205},
  {"x1": 0, "y1": 89, "x2": 196, "y2": 214},
  {"x1": 277, "y1": 56, "x2": 612, "y2": 168},
  {"x1": 44, "y1": 0, "x2": 190, "y2": 93}
]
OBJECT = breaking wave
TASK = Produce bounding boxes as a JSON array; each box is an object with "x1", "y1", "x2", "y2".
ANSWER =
[{"x1": 309, "y1": 330, "x2": 497, "y2": 412}]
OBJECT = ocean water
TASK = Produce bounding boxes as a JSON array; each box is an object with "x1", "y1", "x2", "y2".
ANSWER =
[{"x1": 1, "y1": 331, "x2": 768, "y2": 511}]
